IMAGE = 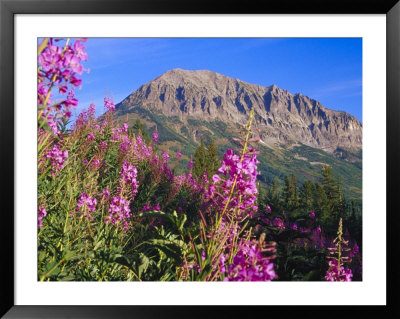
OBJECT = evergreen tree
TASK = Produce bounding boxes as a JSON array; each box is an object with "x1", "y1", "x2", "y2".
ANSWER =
[
  {"x1": 206, "y1": 139, "x2": 220, "y2": 179},
  {"x1": 282, "y1": 175, "x2": 291, "y2": 209},
  {"x1": 300, "y1": 180, "x2": 314, "y2": 211},
  {"x1": 289, "y1": 173, "x2": 299, "y2": 209},
  {"x1": 193, "y1": 140, "x2": 207, "y2": 178},
  {"x1": 314, "y1": 182, "x2": 329, "y2": 217},
  {"x1": 334, "y1": 176, "x2": 347, "y2": 217},
  {"x1": 266, "y1": 178, "x2": 280, "y2": 211},
  {"x1": 321, "y1": 165, "x2": 337, "y2": 201},
  {"x1": 131, "y1": 118, "x2": 151, "y2": 143},
  {"x1": 271, "y1": 178, "x2": 279, "y2": 201},
  {"x1": 282, "y1": 174, "x2": 299, "y2": 210}
]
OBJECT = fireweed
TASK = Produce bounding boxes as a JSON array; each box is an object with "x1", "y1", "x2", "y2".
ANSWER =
[
  {"x1": 180, "y1": 108, "x2": 277, "y2": 281},
  {"x1": 38, "y1": 38, "x2": 87, "y2": 139},
  {"x1": 325, "y1": 218, "x2": 353, "y2": 281}
]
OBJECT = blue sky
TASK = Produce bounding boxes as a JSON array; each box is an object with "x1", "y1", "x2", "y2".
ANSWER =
[{"x1": 73, "y1": 38, "x2": 362, "y2": 121}]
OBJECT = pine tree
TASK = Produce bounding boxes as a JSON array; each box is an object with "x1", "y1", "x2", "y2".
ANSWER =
[
  {"x1": 132, "y1": 118, "x2": 151, "y2": 143},
  {"x1": 322, "y1": 165, "x2": 337, "y2": 201},
  {"x1": 289, "y1": 173, "x2": 299, "y2": 209},
  {"x1": 193, "y1": 140, "x2": 207, "y2": 178},
  {"x1": 271, "y1": 178, "x2": 279, "y2": 201},
  {"x1": 314, "y1": 182, "x2": 329, "y2": 216},
  {"x1": 334, "y1": 177, "x2": 347, "y2": 217},
  {"x1": 300, "y1": 180, "x2": 314, "y2": 211},
  {"x1": 206, "y1": 139, "x2": 220, "y2": 179},
  {"x1": 282, "y1": 175, "x2": 291, "y2": 209}
]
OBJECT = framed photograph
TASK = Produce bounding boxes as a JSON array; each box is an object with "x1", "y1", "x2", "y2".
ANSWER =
[{"x1": 1, "y1": 0, "x2": 398, "y2": 317}]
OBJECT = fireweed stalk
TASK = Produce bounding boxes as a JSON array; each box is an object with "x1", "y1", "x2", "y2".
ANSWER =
[
  {"x1": 191, "y1": 108, "x2": 276, "y2": 281},
  {"x1": 325, "y1": 218, "x2": 353, "y2": 281},
  {"x1": 38, "y1": 37, "x2": 87, "y2": 154}
]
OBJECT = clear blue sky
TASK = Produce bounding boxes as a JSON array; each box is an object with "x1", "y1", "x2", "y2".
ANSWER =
[{"x1": 74, "y1": 38, "x2": 362, "y2": 122}]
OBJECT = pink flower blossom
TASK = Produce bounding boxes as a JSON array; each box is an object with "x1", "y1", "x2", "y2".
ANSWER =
[
  {"x1": 325, "y1": 260, "x2": 353, "y2": 282},
  {"x1": 75, "y1": 192, "x2": 97, "y2": 220},
  {"x1": 38, "y1": 206, "x2": 47, "y2": 228},
  {"x1": 86, "y1": 133, "x2": 95, "y2": 142},
  {"x1": 104, "y1": 96, "x2": 115, "y2": 112},
  {"x1": 119, "y1": 161, "x2": 138, "y2": 198},
  {"x1": 161, "y1": 151, "x2": 170, "y2": 163},
  {"x1": 142, "y1": 204, "x2": 151, "y2": 212},
  {"x1": 43, "y1": 144, "x2": 68, "y2": 175},
  {"x1": 152, "y1": 131, "x2": 159, "y2": 143},
  {"x1": 105, "y1": 196, "x2": 131, "y2": 230},
  {"x1": 99, "y1": 141, "x2": 108, "y2": 150},
  {"x1": 224, "y1": 238, "x2": 276, "y2": 281}
]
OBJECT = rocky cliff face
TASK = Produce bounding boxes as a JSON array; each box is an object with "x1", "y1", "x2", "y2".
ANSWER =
[{"x1": 116, "y1": 68, "x2": 362, "y2": 153}]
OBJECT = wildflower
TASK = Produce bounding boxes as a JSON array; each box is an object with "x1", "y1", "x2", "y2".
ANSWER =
[
  {"x1": 119, "y1": 161, "x2": 138, "y2": 198},
  {"x1": 224, "y1": 238, "x2": 276, "y2": 281},
  {"x1": 105, "y1": 196, "x2": 131, "y2": 230},
  {"x1": 38, "y1": 206, "x2": 47, "y2": 228},
  {"x1": 48, "y1": 120, "x2": 60, "y2": 135},
  {"x1": 90, "y1": 158, "x2": 101, "y2": 168},
  {"x1": 310, "y1": 211, "x2": 316, "y2": 219},
  {"x1": 152, "y1": 130, "x2": 159, "y2": 143},
  {"x1": 73, "y1": 40, "x2": 88, "y2": 61},
  {"x1": 201, "y1": 250, "x2": 206, "y2": 261},
  {"x1": 75, "y1": 192, "x2": 97, "y2": 220},
  {"x1": 111, "y1": 128, "x2": 121, "y2": 141},
  {"x1": 325, "y1": 260, "x2": 353, "y2": 282},
  {"x1": 88, "y1": 103, "x2": 96, "y2": 115},
  {"x1": 176, "y1": 151, "x2": 182, "y2": 159},
  {"x1": 122, "y1": 123, "x2": 129, "y2": 133},
  {"x1": 187, "y1": 160, "x2": 194, "y2": 169},
  {"x1": 64, "y1": 53, "x2": 84, "y2": 74},
  {"x1": 104, "y1": 96, "x2": 115, "y2": 112},
  {"x1": 142, "y1": 204, "x2": 151, "y2": 212},
  {"x1": 101, "y1": 189, "x2": 110, "y2": 199},
  {"x1": 215, "y1": 148, "x2": 259, "y2": 217},
  {"x1": 64, "y1": 89, "x2": 78, "y2": 107},
  {"x1": 325, "y1": 218, "x2": 353, "y2": 282},
  {"x1": 153, "y1": 203, "x2": 161, "y2": 211},
  {"x1": 266, "y1": 205, "x2": 271, "y2": 213},
  {"x1": 161, "y1": 151, "x2": 170, "y2": 163},
  {"x1": 119, "y1": 136, "x2": 132, "y2": 152},
  {"x1": 38, "y1": 38, "x2": 87, "y2": 131},
  {"x1": 99, "y1": 141, "x2": 108, "y2": 150},
  {"x1": 212, "y1": 174, "x2": 221, "y2": 183},
  {"x1": 86, "y1": 133, "x2": 95, "y2": 142},
  {"x1": 43, "y1": 144, "x2": 68, "y2": 175},
  {"x1": 273, "y1": 217, "x2": 285, "y2": 230}
]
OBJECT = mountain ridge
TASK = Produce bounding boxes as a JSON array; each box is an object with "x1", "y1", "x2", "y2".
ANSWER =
[{"x1": 116, "y1": 68, "x2": 362, "y2": 154}]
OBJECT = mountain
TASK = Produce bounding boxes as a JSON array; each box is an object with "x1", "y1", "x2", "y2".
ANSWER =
[
  {"x1": 116, "y1": 68, "x2": 362, "y2": 154},
  {"x1": 113, "y1": 69, "x2": 362, "y2": 200}
]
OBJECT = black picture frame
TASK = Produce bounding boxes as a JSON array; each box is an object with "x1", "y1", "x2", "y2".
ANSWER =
[{"x1": 1, "y1": 0, "x2": 398, "y2": 318}]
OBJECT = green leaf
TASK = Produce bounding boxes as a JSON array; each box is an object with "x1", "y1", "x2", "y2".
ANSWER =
[{"x1": 138, "y1": 253, "x2": 150, "y2": 277}]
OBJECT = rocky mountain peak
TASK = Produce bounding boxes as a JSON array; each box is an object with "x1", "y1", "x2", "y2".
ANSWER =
[{"x1": 116, "y1": 69, "x2": 362, "y2": 153}]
